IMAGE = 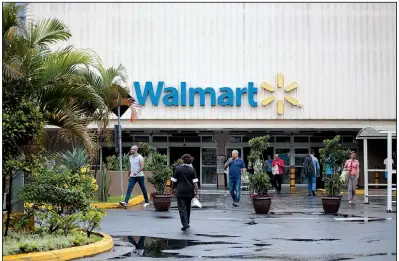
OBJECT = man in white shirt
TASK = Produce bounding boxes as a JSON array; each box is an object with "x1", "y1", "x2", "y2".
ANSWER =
[{"x1": 119, "y1": 145, "x2": 149, "y2": 208}]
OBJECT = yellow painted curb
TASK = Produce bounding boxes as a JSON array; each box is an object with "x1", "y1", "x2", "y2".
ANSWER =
[
  {"x1": 316, "y1": 189, "x2": 365, "y2": 195},
  {"x1": 3, "y1": 232, "x2": 113, "y2": 261},
  {"x1": 90, "y1": 194, "x2": 148, "y2": 209}
]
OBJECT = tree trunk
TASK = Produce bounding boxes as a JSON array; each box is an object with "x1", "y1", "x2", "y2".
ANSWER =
[{"x1": 4, "y1": 175, "x2": 12, "y2": 236}]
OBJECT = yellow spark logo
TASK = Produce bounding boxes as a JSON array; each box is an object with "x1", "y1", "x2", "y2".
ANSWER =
[{"x1": 260, "y1": 73, "x2": 303, "y2": 115}]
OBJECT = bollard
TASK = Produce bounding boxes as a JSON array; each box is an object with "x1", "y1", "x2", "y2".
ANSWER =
[
  {"x1": 290, "y1": 166, "x2": 295, "y2": 189},
  {"x1": 375, "y1": 171, "x2": 379, "y2": 188},
  {"x1": 165, "y1": 179, "x2": 172, "y2": 194}
]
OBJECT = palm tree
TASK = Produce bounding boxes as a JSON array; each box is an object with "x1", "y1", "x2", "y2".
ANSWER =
[
  {"x1": 78, "y1": 62, "x2": 143, "y2": 177},
  {"x1": 3, "y1": 3, "x2": 104, "y2": 153}
]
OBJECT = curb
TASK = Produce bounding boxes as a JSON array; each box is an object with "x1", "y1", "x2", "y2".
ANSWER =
[
  {"x1": 90, "y1": 194, "x2": 147, "y2": 209},
  {"x1": 3, "y1": 232, "x2": 113, "y2": 261},
  {"x1": 316, "y1": 189, "x2": 365, "y2": 195}
]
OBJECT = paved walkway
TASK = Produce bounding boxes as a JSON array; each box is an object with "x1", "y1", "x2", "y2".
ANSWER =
[{"x1": 80, "y1": 188, "x2": 396, "y2": 261}]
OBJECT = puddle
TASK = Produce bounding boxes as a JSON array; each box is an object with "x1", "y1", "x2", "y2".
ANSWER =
[
  {"x1": 155, "y1": 216, "x2": 174, "y2": 219},
  {"x1": 253, "y1": 243, "x2": 272, "y2": 247},
  {"x1": 245, "y1": 220, "x2": 257, "y2": 225},
  {"x1": 273, "y1": 238, "x2": 339, "y2": 242},
  {"x1": 112, "y1": 235, "x2": 238, "y2": 258},
  {"x1": 195, "y1": 233, "x2": 239, "y2": 238}
]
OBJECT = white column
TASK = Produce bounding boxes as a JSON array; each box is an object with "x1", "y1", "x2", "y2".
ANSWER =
[
  {"x1": 387, "y1": 133, "x2": 393, "y2": 212},
  {"x1": 363, "y1": 139, "x2": 369, "y2": 204}
]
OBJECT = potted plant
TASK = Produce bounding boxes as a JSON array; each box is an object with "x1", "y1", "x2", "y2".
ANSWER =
[
  {"x1": 319, "y1": 135, "x2": 351, "y2": 214},
  {"x1": 146, "y1": 151, "x2": 173, "y2": 211},
  {"x1": 248, "y1": 136, "x2": 272, "y2": 214}
]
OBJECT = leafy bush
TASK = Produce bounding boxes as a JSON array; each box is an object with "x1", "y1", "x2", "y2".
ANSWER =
[
  {"x1": 247, "y1": 136, "x2": 271, "y2": 196},
  {"x1": 20, "y1": 167, "x2": 97, "y2": 215},
  {"x1": 324, "y1": 174, "x2": 344, "y2": 197},
  {"x1": 146, "y1": 152, "x2": 172, "y2": 194},
  {"x1": 80, "y1": 207, "x2": 106, "y2": 237},
  {"x1": 249, "y1": 172, "x2": 271, "y2": 197},
  {"x1": 58, "y1": 147, "x2": 90, "y2": 173},
  {"x1": 3, "y1": 231, "x2": 102, "y2": 256},
  {"x1": 319, "y1": 135, "x2": 351, "y2": 197},
  {"x1": 105, "y1": 154, "x2": 129, "y2": 171}
]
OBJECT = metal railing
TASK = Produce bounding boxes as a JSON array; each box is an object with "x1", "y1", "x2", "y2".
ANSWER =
[{"x1": 364, "y1": 169, "x2": 396, "y2": 212}]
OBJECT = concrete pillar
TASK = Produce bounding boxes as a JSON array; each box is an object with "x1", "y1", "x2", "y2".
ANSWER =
[{"x1": 213, "y1": 132, "x2": 230, "y2": 188}]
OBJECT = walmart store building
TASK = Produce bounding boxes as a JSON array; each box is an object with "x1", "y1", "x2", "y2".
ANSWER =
[{"x1": 29, "y1": 3, "x2": 396, "y2": 188}]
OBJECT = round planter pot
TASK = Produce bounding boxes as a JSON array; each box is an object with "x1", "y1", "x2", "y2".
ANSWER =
[
  {"x1": 252, "y1": 197, "x2": 272, "y2": 214},
  {"x1": 322, "y1": 197, "x2": 341, "y2": 214},
  {"x1": 153, "y1": 194, "x2": 172, "y2": 211}
]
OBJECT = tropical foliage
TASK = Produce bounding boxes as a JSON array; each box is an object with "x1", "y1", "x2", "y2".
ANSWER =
[{"x1": 2, "y1": 2, "x2": 128, "y2": 243}]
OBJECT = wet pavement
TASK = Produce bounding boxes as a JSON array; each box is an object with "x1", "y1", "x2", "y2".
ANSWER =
[{"x1": 79, "y1": 188, "x2": 396, "y2": 261}]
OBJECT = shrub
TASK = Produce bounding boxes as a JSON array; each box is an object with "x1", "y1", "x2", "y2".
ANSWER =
[
  {"x1": 58, "y1": 147, "x2": 90, "y2": 173},
  {"x1": 247, "y1": 136, "x2": 271, "y2": 196},
  {"x1": 146, "y1": 152, "x2": 172, "y2": 194},
  {"x1": 324, "y1": 173, "x2": 344, "y2": 197},
  {"x1": 105, "y1": 154, "x2": 129, "y2": 171},
  {"x1": 3, "y1": 231, "x2": 102, "y2": 256},
  {"x1": 19, "y1": 166, "x2": 97, "y2": 216},
  {"x1": 80, "y1": 207, "x2": 106, "y2": 237},
  {"x1": 319, "y1": 135, "x2": 351, "y2": 197},
  {"x1": 249, "y1": 172, "x2": 271, "y2": 197}
]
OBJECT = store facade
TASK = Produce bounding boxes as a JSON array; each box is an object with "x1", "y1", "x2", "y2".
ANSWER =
[{"x1": 31, "y1": 3, "x2": 396, "y2": 187}]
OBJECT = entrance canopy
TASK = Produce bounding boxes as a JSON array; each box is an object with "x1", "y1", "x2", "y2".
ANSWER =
[
  {"x1": 356, "y1": 126, "x2": 397, "y2": 140},
  {"x1": 356, "y1": 126, "x2": 397, "y2": 212}
]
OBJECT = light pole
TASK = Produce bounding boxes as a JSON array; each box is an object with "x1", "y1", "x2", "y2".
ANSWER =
[{"x1": 117, "y1": 95, "x2": 124, "y2": 200}]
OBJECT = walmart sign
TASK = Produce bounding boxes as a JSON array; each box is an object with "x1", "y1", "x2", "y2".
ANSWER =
[{"x1": 133, "y1": 81, "x2": 258, "y2": 107}]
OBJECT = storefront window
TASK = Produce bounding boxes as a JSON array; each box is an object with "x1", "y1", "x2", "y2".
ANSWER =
[
  {"x1": 153, "y1": 136, "x2": 168, "y2": 142},
  {"x1": 202, "y1": 148, "x2": 217, "y2": 184},
  {"x1": 229, "y1": 136, "x2": 242, "y2": 143},
  {"x1": 275, "y1": 136, "x2": 291, "y2": 143}
]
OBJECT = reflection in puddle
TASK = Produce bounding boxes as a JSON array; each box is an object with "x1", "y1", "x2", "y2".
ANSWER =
[{"x1": 112, "y1": 235, "x2": 238, "y2": 258}]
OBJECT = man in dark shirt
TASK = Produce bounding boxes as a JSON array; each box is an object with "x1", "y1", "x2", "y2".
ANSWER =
[
  {"x1": 224, "y1": 150, "x2": 246, "y2": 207},
  {"x1": 171, "y1": 154, "x2": 199, "y2": 231}
]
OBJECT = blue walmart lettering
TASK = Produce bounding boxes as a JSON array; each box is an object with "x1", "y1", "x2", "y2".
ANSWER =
[{"x1": 133, "y1": 82, "x2": 258, "y2": 107}]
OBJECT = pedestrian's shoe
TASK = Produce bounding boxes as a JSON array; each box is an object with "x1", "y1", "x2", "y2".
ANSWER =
[
  {"x1": 181, "y1": 225, "x2": 190, "y2": 231},
  {"x1": 312, "y1": 191, "x2": 315, "y2": 197},
  {"x1": 349, "y1": 200, "x2": 352, "y2": 204},
  {"x1": 308, "y1": 193, "x2": 311, "y2": 196},
  {"x1": 233, "y1": 202, "x2": 239, "y2": 207},
  {"x1": 143, "y1": 203, "x2": 149, "y2": 208},
  {"x1": 119, "y1": 201, "x2": 127, "y2": 207}
]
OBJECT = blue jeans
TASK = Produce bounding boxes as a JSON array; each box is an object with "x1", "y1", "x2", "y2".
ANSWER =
[
  {"x1": 125, "y1": 176, "x2": 149, "y2": 203},
  {"x1": 307, "y1": 175, "x2": 316, "y2": 194},
  {"x1": 229, "y1": 176, "x2": 241, "y2": 203}
]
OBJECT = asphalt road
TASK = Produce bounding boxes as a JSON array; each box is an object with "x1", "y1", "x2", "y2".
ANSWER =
[{"x1": 80, "y1": 188, "x2": 396, "y2": 261}]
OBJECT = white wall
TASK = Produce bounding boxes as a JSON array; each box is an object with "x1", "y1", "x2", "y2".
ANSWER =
[{"x1": 28, "y1": 3, "x2": 396, "y2": 121}]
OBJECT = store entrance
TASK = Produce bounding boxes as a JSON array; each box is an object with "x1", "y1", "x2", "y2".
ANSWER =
[{"x1": 170, "y1": 147, "x2": 201, "y2": 186}]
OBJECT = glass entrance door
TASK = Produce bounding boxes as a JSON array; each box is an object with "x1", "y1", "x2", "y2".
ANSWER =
[{"x1": 201, "y1": 148, "x2": 217, "y2": 185}]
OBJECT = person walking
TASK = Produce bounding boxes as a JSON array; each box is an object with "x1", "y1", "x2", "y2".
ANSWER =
[
  {"x1": 171, "y1": 154, "x2": 199, "y2": 231},
  {"x1": 344, "y1": 151, "x2": 360, "y2": 204},
  {"x1": 302, "y1": 149, "x2": 320, "y2": 196},
  {"x1": 223, "y1": 156, "x2": 230, "y2": 190},
  {"x1": 265, "y1": 155, "x2": 275, "y2": 189},
  {"x1": 272, "y1": 154, "x2": 285, "y2": 193},
  {"x1": 119, "y1": 145, "x2": 149, "y2": 208},
  {"x1": 224, "y1": 150, "x2": 246, "y2": 207}
]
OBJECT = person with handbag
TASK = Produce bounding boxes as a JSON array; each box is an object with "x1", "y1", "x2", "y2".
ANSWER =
[
  {"x1": 171, "y1": 154, "x2": 199, "y2": 231},
  {"x1": 344, "y1": 151, "x2": 360, "y2": 204},
  {"x1": 272, "y1": 154, "x2": 285, "y2": 193}
]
